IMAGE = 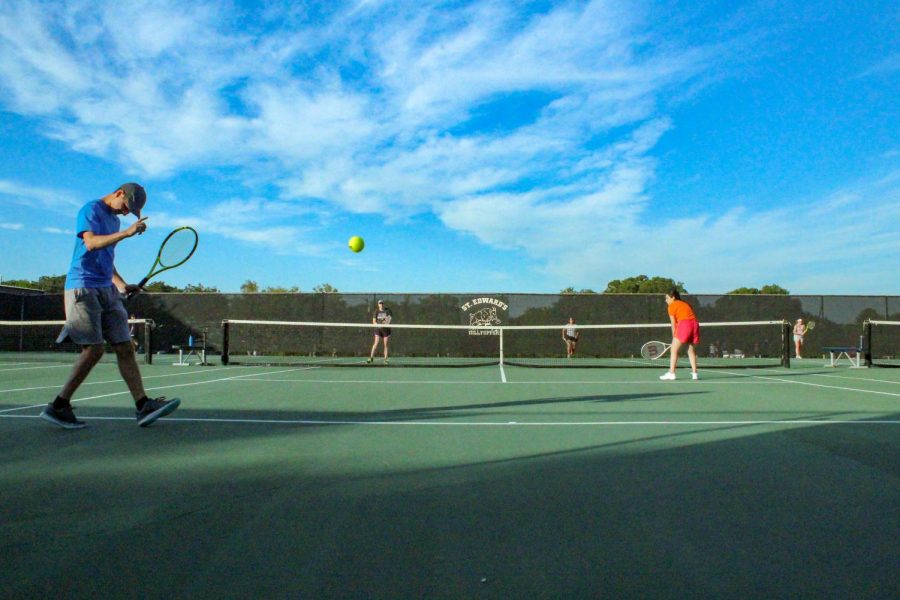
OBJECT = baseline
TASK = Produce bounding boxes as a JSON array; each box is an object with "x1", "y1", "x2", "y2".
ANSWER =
[
  {"x1": 717, "y1": 370, "x2": 900, "y2": 398},
  {"x1": 0, "y1": 368, "x2": 229, "y2": 395},
  {"x1": 0, "y1": 363, "x2": 74, "y2": 373},
  {"x1": 759, "y1": 368, "x2": 900, "y2": 386},
  {"x1": 0, "y1": 366, "x2": 315, "y2": 414}
]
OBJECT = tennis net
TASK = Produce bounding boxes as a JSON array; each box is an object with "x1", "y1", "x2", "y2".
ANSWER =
[
  {"x1": 0, "y1": 319, "x2": 154, "y2": 364},
  {"x1": 221, "y1": 319, "x2": 790, "y2": 368},
  {"x1": 865, "y1": 320, "x2": 900, "y2": 367}
]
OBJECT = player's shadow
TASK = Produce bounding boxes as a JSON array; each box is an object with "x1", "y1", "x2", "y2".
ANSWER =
[
  {"x1": 129, "y1": 390, "x2": 713, "y2": 426},
  {"x1": 351, "y1": 390, "x2": 710, "y2": 422}
]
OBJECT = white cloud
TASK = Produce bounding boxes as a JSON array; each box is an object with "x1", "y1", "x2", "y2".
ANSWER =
[
  {"x1": 1, "y1": 222, "x2": 24, "y2": 230},
  {"x1": 0, "y1": 180, "x2": 82, "y2": 211},
  {"x1": 437, "y1": 119, "x2": 668, "y2": 250},
  {"x1": 148, "y1": 197, "x2": 331, "y2": 256},
  {"x1": 246, "y1": 83, "x2": 377, "y2": 162},
  {"x1": 858, "y1": 53, "x2": 900, "y2": 78}
]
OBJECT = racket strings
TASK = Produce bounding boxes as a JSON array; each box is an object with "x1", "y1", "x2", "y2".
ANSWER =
[
  {"x1": 159, "y1": 229, "x2": 198, "y2": 267},
  {"x1": 641, "y1": 341, "x2": 669, "y2": 359}
]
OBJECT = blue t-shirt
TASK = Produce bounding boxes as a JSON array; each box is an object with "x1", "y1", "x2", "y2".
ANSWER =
[{"x1": 66, "y1": 200, "x2": 120, "y2": 289}]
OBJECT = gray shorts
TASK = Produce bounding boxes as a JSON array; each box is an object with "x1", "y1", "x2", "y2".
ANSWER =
[{"x1": 56, "y1": 286, "x2": 131, "y2": 346}]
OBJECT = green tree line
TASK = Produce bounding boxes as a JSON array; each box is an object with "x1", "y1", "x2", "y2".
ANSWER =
[
  {"x1": 562, "y1": 275, "x2": 789, "y2": 295},
  {"x1": 1, "y1": 275, "x2": 221, "y2": 294},
  {"x1": 2, "y1": 273, "x2": 787, "y2": 295},
  {"x1": 239, "y1": 281, "x2": 338, "y2": 293},
  {"x1": 0, "y1": 274, "x2": 338, "y2": 294}
]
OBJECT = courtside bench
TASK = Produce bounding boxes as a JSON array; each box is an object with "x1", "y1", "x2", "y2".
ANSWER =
[{"x1": 822, "y1": 346, "x2": 865, "y2": 368}]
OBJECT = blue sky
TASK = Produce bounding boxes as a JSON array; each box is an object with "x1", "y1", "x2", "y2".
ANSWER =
[{"x1": 0, "y1": 0, "x2": 897, "y2": 294}]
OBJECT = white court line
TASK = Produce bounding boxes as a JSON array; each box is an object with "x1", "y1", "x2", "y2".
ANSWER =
[
  {"x1": 2, "y1": 414, "x2": 898, "y2": 426},
  {"x1": 499, "y1": 364, "x2": 507, "y2": 383},
  {"x1": 817, "y1": 374, "x2": 900, "y2": 385},
  {"x1": 0, "y1": 366, "x2": 314, "y2": 414},
  {"x1": 0, "y1": 368, "x2": 225, "y2": 394},
  {"x1": 612, "y1": 357, "x2": 657, "y2": 366},
  {"x1": 221, "y1": 378, "x2": 790, "y2": 385},
  {"x1": 0, "y1": 359, "x2": 200, "y2": 373},
  {"x1": 717, "y1": 370, "x2": 900, "y2": 398},
  {"x1": 0, "y1": 363, "x2": 72, "y2": 373},
  {"x1": 0, "y1": 359, "x2": 152, "y2": 372},
  {"x1": 762, "y1": 369, "x2": 900, "y2": 386}
]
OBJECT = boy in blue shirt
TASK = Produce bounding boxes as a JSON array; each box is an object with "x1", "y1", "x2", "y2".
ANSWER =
[{"x1": 41, "y1": 183, "x2": 180, "y2": 429}]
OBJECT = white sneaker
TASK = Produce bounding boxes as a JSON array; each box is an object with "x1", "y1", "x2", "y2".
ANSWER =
[
  {"x1": 691, "y1": 372, "x2": 699, "y2": 380},
  {"x1": 659, "y1": 372, "x2": 676, "y2": 381}
]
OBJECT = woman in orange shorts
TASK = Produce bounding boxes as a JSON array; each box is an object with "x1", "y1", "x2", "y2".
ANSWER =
[{"x1": 660, "y1": 289, "x2": 699, "y2": 380}]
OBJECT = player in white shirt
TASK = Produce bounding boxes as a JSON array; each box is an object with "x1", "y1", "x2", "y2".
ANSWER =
[{"x1": 562, "y1": 317, "x2": 579, "y2": 359}]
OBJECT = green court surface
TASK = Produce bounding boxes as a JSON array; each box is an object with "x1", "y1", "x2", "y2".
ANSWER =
[{"x1": 1, "y1": 360, "x2": 898, "y2": 599}]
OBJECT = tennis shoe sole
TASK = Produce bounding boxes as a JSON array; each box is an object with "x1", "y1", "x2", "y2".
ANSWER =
[
  {"x1": 40, "y1": 405, "x2": 87, "y2": 429},
  {"x1": 137, "y1": 398, "x2": 181, "y2": 427}
]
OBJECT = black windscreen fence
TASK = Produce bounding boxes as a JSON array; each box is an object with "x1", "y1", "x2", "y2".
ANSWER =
[{"x1": 2, "y1": 291, "x2": 897, "y2": 366}]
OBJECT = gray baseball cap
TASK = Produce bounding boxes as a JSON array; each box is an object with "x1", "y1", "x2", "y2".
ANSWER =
[{"x1": 119, "y1": 183, "x2": 146, "y2": 218}]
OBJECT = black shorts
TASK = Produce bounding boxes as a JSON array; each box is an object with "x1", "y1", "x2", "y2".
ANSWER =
[
  {"x1": 564, "y1": 335, "x2": 578, "y2": 342},
  {"x1": 375, "y1": 328, "x2": 392, "y2": 338}
]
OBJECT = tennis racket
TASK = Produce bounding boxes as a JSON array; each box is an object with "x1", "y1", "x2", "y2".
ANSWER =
[
  {"x1": 805, "y1": 321, "x2": 816, "y2": 333},
  {"x1": 127, "y1": 226, "x2": 198, "y2": 298},
  {"x1": 641, "y1": 340, "x2": 671, "y2": 360}
]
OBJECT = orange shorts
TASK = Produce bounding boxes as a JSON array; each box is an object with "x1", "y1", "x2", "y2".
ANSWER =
[{"x1": 675, "y1": 319, "x2": 700, "y2": 344}]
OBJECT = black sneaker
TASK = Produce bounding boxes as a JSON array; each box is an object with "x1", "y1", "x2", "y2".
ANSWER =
[
  {"x1": 40, "y1": 404, "x2": 87, "y2": 429},
  {"x1": 136, "y1": 397, "x2": 181, "y2": 427}
]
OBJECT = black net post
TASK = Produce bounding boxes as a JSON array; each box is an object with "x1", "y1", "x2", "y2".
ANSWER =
[
  {"x1": 144, "y1": 320, "x2": 153, "y2": 365},
  {"x1": 864, "y1": 320, "x2": 872, "y2": 367},
  {"x1": 222, "y1": 320, "x2": 230, "y2": 365},
  {"x1": 781, "y1": 321, "x2": 791, "y2": 368}
]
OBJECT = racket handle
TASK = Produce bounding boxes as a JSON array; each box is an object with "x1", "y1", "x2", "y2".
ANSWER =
[{"x1": 125, "y1": 277, "x2": 149, "y2": 300}]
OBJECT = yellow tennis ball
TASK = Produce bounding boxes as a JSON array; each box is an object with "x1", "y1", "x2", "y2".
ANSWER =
[{"x1": 348, "y1": 236, "x2": 365, "y2": 252}]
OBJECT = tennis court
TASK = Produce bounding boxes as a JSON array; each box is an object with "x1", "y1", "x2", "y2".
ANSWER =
[{"x1": 2, "y1": 357, "x2": 898, "y2": 598}]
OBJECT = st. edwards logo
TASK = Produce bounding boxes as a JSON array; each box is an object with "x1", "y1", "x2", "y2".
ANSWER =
[{"x1": 460, "y1": 297, "x2": 508, "y2": 335}]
